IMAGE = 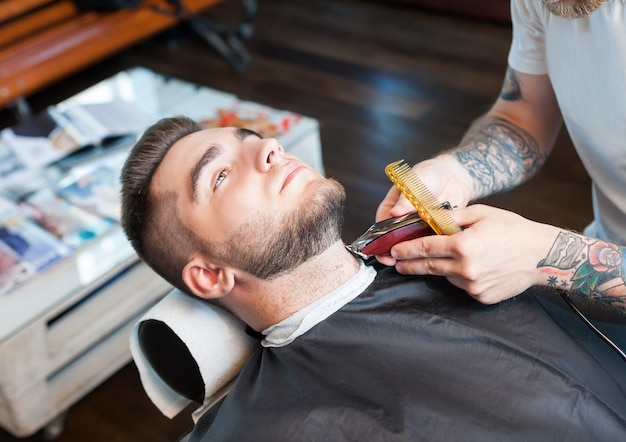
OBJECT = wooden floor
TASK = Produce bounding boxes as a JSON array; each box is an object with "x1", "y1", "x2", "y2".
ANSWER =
[{"x1": 0, "y1": 0, "x2": 591, "y2": 440}]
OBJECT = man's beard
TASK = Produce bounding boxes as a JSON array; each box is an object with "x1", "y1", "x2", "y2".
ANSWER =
[
  {"x1": 214, "y1": 178, "x2": 346, "y2": 279},
  {"x1": 542, "y1": 0, "x2": 605, "y2": 18}
]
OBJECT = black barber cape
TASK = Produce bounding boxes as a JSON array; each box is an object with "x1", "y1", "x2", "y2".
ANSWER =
[{"x1": 189, "y1": 268, "x2": 626, "y2": 441}]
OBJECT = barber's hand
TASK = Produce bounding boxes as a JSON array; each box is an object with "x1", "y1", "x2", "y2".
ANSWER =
[
  {"x1": 375, "y1": 156, "x2": 473, "y2": 266},
  {"x1": 376, "y1": 156, "x2": 474, "y2": 220},
  {"x1": 387, "y1": 204, "x2": 559, "y2": 304}
]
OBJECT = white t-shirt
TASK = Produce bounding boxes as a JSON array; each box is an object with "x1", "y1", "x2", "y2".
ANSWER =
[{"x1": 507, "y1": 0, "x2": 626, "y2": 245}]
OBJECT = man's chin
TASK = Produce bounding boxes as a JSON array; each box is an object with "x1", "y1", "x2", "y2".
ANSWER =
[{"x1": 215, "y1": 177, "x2": 346, "y2": 280}]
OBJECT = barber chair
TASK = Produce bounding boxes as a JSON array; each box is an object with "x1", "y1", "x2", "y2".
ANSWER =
[{"x1": 130, "y1": 290, "x2": 258, "y2": 433}]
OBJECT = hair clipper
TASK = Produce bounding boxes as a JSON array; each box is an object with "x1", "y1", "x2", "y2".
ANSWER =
[{"x1": 346, "y1": 212, "x2": 435, "y2": 260}]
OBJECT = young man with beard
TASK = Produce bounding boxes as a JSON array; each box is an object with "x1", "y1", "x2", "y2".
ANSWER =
[
  {"x1": 377, "y1": 0, "x2": 626, "y2": 313},
  {"x1": 121, "y1": 116, "x2": 625, "y2": 441}
]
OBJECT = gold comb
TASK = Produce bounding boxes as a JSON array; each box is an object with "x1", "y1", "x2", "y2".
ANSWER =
[{"x1": 385, "y1": 160, "x2": 462, "y2": 235}]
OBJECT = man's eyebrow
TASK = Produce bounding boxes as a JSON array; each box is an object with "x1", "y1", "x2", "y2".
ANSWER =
[
  {"x1": 234, "y1": 127, "x2": 263, "y2": 141},
  {"x1": 191, "y1": 144, "x2": 223, "y2": 202}
]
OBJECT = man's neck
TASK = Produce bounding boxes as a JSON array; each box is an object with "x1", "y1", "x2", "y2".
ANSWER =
[{"x1": 229, "y1": 241, "x2": 361, "y2": 331}]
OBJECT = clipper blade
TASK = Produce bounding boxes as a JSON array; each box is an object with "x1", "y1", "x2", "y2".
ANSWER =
[{"x1": 385, "y1": 160, "x2": 461, "y2": 235}]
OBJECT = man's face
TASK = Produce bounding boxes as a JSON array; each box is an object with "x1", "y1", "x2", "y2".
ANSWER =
[
  {"x1": 152, "y1": 127, "x2": 345, "y2": 279},
  {"x1": 541, "y1": 0, "x2": 605, "y2": 18}
]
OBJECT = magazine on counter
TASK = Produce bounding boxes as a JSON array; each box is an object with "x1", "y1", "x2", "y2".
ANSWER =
[
  {"x1": 49, "y1": 99, "x2": 152, "y2": 148},
  {"x1": 19, "y1": 188, "x2": 116, "y2": 249},
  {"x1": 0, "y1": 138, "x2": 28, "y2": 179},
  {"x1": 0, "y1": 100, "x2": 151, "y2": 172},
  {"x1": 0, "y1": 111, "x2": 81, "y2": 170},
  {"x1": 198, "y1": 99, "x2": 302, "y2": 138},
  {"x1": 0, "y1": 196, "x2": 72, "y2": 284},
  {"x1": 55, "y1": 149, "x2": 128, "y2": 222},
  {"x1": 0, "y1": 242, "x2": 35, "y2": 296}
]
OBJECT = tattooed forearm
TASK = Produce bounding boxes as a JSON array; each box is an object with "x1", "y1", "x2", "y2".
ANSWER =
[
  {"x1": 538, "y1": 231, "x2": 626, "y2": 312},
  {"x1": 454, "y1": 116, "x2": 547, "y2": 200}
]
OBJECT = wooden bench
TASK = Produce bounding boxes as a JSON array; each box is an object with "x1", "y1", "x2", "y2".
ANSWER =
[{"x1": 0, "y1": 0, "x2": 254, "y2": 115}]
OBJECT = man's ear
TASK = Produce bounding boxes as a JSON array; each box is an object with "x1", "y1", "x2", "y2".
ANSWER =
[{"x1": 182, "y1": 255, "x2": 235, "y2": 300}]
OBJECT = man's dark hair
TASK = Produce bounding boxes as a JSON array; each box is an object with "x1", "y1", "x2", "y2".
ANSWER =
[{"x1": 120, "y1": 116, "x2": 205, "y2": 294}]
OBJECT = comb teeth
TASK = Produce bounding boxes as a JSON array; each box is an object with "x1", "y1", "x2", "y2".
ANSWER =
[{"x1": 385, "y1": 160, "x2": 461, "y2": 235}]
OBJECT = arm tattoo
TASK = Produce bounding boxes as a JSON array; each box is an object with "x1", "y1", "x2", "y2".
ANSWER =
[
  {"x1": 500, "y1": 67, "x2": 522, "y2": 101},
  {"x1": 454, "y1": 68, "x2": 547, "y2": 200},
  {"x1": 538, "y1": 231, "x2": 626, "y2": 312},
  {"x1": 455, "y1": 116, "x2": 547, "y2": 199}
]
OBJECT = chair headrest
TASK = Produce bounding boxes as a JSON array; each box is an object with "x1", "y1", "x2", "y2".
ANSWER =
[
  {"x1": 138, "y1": 319, "x2": 205, "y2": 404},
  {"x1": 130, "y1": 290, "x2": 259, "y2": 419}
]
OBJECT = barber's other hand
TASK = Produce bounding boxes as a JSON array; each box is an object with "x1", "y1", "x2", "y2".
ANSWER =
[
  {"x1": 386, "y1": 204, "x2": 559, "y2": 304},
  {"x1": 376, "y1": 156, "x2": 473, "y2": 221},
  {"x1": 375, "y1": 156, "x2": 474, "y2": 266}
]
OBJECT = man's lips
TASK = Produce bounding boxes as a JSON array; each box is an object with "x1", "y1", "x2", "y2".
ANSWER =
[{"x1": 281, "y1": 162, "x2": 307, "y2": 190}]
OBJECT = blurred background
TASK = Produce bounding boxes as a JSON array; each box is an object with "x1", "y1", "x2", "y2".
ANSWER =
[{"x1": 0, "y1": 0, "x2": 591, "y2": 440}]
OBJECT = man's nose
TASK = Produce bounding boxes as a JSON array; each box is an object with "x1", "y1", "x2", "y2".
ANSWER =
[{"x1": 257, "y1": 138, "x2": 285, "y2": 171}]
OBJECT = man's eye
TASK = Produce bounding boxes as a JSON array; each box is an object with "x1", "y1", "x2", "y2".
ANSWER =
[{"x1": 214, "y1": 169, "x2": 229, "y2": 189}]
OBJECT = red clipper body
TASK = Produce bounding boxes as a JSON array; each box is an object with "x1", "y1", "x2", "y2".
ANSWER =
[{"x1": 346, "y1": 212, "x2": 435, "y2": 260}]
